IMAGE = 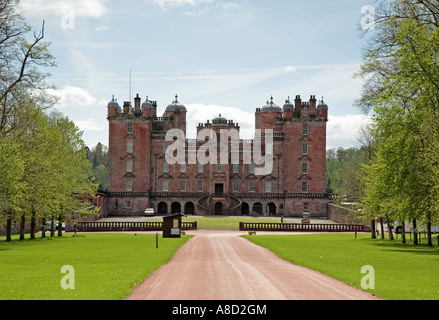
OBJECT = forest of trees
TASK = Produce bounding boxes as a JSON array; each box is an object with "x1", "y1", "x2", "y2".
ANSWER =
[
  {"x1": 86, "y1": 143, "x2": 108, "y2": 191},
  {"x1": 0, "y1": 1, "x2": 98, "y2": 241},
  {"x1": 334, "y1": 0, "x2": 439, "y2": 246}
]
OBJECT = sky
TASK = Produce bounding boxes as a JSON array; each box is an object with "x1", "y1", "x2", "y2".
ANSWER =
[{"x1": 19, "y1": 0, "x2": 375, "y2": 150}]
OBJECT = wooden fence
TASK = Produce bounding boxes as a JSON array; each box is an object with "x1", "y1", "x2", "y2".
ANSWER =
[
  {"x1": 239, "y1": 222, "x2": 364, "y2": 232},
  {"x1": 75, "y1": 221, "x2": 197, "y2": 232}
]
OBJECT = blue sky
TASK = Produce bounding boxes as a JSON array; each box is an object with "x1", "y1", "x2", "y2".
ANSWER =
[{"x1": 20, "y1": 0, "x2": 374, "y2": 149}]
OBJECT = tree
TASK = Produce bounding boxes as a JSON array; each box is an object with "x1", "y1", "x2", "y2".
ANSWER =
[
  {"x1": 355, "y1": 0, "x2": 439, "y2": 245},
  {"x1": 0, "y1": 137, "x2": 25, "y2": 242},
  {"x1": 0, "y1": 0, "x2": 56, "y2": 138},
  {"x1": 87, "y1": 143, "x2": 109, "y2": 190},
  {"x1": 0, "y1": 1, "x2": 99, "y2": 241}
]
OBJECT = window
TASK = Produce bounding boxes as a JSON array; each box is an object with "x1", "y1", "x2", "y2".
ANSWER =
[
  {"x1": 301, "y1": 181, "x2": 308, "y2": 193},
  {"x1": 126, "y1": 180, "x2": 132, "y2": 192},
  {"x1": 197, "y1": 162, "x2": 203, "y2": 174},
  {"x1": 302, "y1": 163, "x2": 308, "y2": 175},
  {"x1": 127, "y1": 123, "x2": 133, "y2": 134},
  {"x1": 233, "y1": 181, "x2": 239, "y2": 193},
  {"x1": 265, "y1": 181, "x2": 272, "y2": 193},
  {"x1": 126, "y1": 160, "x2": 133, "y2": 173},
  {"x1": 216, "y1": 163, "x2": 222, "y2": 172},
  {"x1": 180, "y1": 180, "x2": 186, "y2": 192},
  {"x1": 302, "y1": 124, "x2": 308, "y2": 135},
  {"x1": 163, "y1": 142, "x2": 169, "y2": 153},
  {"x1": 197, "y1": 181, "x2": 203, "y2": 192},
  {"x1": 162, "y1": 181, "x2": 169, "y2": 192},
  {"x1": 125, "y1": 201, "x2": 131, "y2": 208},
  {"x1": 127, "y1": 141, "x2": 133, "y2": 153},
  {"x1": 249, "y1": 181, "x2": 255, "y2": 193},
  {"x1": 180, "y1": 163, "x2": 186, "y2": 173},
  {"x1": 304, "y1": 203, "x2": 309, "y2": 211},
  {"x1": 249, "y1": 163, "x2": 255, "y2": 174},
  {"x1": 302, "y1": 143, "x2": 308, "y2": 155},
  {"x1": 233, "y1": 164, "x2": 239, "y2": 174},
  {"x1": 163, "y1": 162, "x2": 169, "y2": 173}
]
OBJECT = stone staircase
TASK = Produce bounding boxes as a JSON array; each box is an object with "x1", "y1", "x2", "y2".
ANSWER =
[
  {"x1": 196, "y1": 194, "x2": 212, "y2": 215},
  {"x1": 196, "y1": 194, "x2": 242, "y2": 215}
]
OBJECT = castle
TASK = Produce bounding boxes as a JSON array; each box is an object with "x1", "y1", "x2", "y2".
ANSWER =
[{"x1": 105, "y1": 93, "x2": 329, "y2": 217}]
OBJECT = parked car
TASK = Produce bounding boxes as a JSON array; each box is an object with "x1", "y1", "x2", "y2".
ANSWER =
[
  {"x1": 45, "y1": 221, "x2": 65, "y2": 231},
  {"x1": 144, "y1": 208, "x2": 155, "y2": 216}
]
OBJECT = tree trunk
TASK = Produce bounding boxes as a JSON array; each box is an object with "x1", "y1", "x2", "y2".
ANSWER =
[
  {"x1": 41, "y1": 217, "x2": 46, "y2": 238},
  {"x1": 413, "y1": 219, "x2": 418, "y2": 245},
  {"x1": 380, "y1": 216, "x2": 385, "y2": 239},
  {"x1": 57, "y1": 216, "x2": 63, "y2": 237},
  {"x1": 371, "y1": 218, "x2": 376, "y2": 239},
  {"x1": 19, "y1": 214, "x2": 25, "y2": 240},
  {"x1": 50, "y1": 218, "x2": 55, "y2": 237},
  {"x1": 387, "y1": 220, "x2": 394, "y2": 240},
  {"x1": 401, "y1": 222, "x2": 406, "y2": 244},
  {"x1": 30, "y1": 208, "x2": 36, "y2": 240},
  {"x1": 6, "y1": 212, "x2": 12, "y2": 242},
  {"x1": 426, "y1": 213, "x2": 432, "y2": 246}
]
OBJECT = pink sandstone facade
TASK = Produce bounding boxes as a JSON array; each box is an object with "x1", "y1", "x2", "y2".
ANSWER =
[{"x1": 105, "y1": 93, "x2": 329, "y2": 217}]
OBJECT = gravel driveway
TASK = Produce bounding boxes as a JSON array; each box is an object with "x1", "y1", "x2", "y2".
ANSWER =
[{"x1": 127, "y1": 230, "x2": 379, "y2": 300}]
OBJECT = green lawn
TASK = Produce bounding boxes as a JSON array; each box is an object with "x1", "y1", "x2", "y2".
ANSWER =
[
  {"x1": 182, "y1": 216, "x2": 288, "y2": 230},
  {"x1": 243, "y1": 233, "x2": 439, "y2": 300},
  {"x1": 0, "y1": 233, "x2": 191, "y2": 300}
]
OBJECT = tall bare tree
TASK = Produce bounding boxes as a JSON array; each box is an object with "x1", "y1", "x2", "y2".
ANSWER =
[{"x1": 0, "y1": 0, "x2": 57, "y2": 138}]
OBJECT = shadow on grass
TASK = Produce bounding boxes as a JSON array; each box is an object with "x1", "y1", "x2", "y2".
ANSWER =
[{"x1": 364, "y1": 238, "x2": 439, "y2": 256}]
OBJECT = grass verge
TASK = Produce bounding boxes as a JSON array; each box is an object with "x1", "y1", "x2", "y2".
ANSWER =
[
  {"x1": 0, "y1": 233, "x2": 191, "y2": 300},
  {"x1": 243, "y1": 233, "x2": 439, "y2": 300},
  {"x1": 182, "y1": 216, "x2": 287, "y2": 230}
]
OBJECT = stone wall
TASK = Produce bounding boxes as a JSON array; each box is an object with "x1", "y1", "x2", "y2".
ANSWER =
[{"x1": 327, "y1": 203, "x2": 365, "y2": 225}]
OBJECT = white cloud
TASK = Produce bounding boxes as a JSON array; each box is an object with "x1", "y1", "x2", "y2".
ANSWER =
[
  {"x1": 180, "y1": 103, "x2": 371, "y2": 150},
  {"x1": 47, "y1": 86, "x2": 97, "y2": 107},
  {"x1": 327, "y1": 114, "x2": 372, "y2": 149},
  {"x1": 284, "y1": 66, "x2": 296, "y2": 73},
  {"x1": 95, "y1": 26, "x2": 110, "y2": 32},
  {"x1": 217, "y1": 2, "x2": 240, "y2": 10},
  {"x1": 183, "y1": 103, "x2": 255, "y2": 139},
  {"x1": 20, "y1": 0, "x2": 108, "y2": 18},
  {"x1": 152, "y1": 0, "x2": 214, "y2": 9},
  {"x1": 74, "y1": 118, "x2": 105, "y2": 132}
]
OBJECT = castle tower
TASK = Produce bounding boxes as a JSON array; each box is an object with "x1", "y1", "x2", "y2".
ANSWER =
[
  {"x1": 107, "y1": 93, "x2": 152, "y2": 215},
  {"x1": 164, "y1": 94, "x2": 187, "y2": 135}
]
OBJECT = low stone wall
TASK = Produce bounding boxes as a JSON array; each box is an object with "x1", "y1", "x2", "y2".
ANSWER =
[{"x1": 327, "y1": 203, "x2": 366, "y2": 226}]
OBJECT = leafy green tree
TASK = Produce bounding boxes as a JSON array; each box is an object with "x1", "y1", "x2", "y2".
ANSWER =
[
  {"x1": 0, "y1": 137, "x2": 25, "y2": 242},
  {"x1": 356, "y1": 0, "x2": 439, "y2": 245},
  {"x1": 87, "y1": 143, "x2": 109, "y2": 190}
]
